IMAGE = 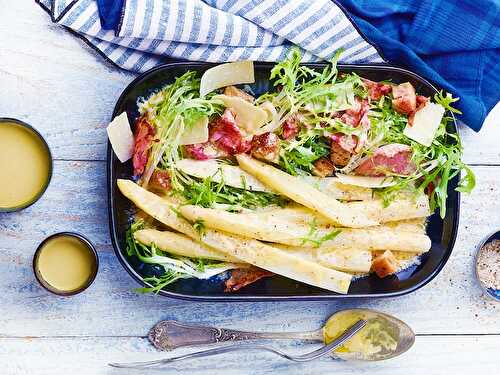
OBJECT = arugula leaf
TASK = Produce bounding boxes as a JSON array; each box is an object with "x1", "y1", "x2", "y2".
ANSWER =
[
  {"x1": 175, "y1": 172, "x2": 289, "y2": 210},
  {"x1": 193, "y1": 218, "x2": 207, "y2": 237},
  {"x1": 434, "y1": 90, "x2": 462, "y2": 114},
  {"x1": 300, "y1": 219, "x2": 342, "y2": 248}
]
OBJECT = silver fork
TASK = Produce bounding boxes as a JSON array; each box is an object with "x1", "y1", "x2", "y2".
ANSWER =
[{"x1": 109, "y1": 319, "x2": 366, "y2": 369}]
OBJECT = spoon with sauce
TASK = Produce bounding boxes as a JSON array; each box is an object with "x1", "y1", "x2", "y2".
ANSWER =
[{"x1": 148, "y1": 308, "x2": 414, "y2": 361}]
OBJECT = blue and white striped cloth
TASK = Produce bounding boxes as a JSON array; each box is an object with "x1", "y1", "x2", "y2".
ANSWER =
[{"x1": 36, "y1": 0, "x2": 384, "y2": 73}]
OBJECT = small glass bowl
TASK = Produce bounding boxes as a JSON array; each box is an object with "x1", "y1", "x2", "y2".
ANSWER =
[
  {"x1": 474, "y1": 230, "x2": 500, "y2": 302},
  {"x1": 33, "y1": 232, "x2": 99, "y2": 296}
]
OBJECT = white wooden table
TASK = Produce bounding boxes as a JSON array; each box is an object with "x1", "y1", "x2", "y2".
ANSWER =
[{"x1": 1, "y1": 2, "x2": 499, "y2": 374}]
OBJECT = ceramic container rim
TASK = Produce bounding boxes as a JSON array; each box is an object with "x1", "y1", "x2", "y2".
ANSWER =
[
  {"x1": 33, "y1": 232, "x2": 99, "y2": 296},
  {"x1": 0, "y1": 117, "x2": 53, "y2": 212}
]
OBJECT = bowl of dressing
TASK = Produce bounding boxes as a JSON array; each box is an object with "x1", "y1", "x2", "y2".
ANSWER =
[
  {"x1": 33, "y1": 232, "x2": 99, "y2": 296},
  {"x1": 0, "y1": 118, "x2": 52, "y2": 212}
]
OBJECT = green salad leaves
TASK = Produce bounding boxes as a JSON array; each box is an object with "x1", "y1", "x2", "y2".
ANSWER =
[
  {"x1": 261, "y1": 49, "x2": 474, "y2": 217},
  {"x1": 139, "y1": 71, "x2": 224, "y2": 188}
]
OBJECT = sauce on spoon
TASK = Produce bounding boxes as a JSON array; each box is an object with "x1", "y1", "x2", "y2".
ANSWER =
[{"x1": 323, "y1": 309, "x2": 399, "y2": 358}]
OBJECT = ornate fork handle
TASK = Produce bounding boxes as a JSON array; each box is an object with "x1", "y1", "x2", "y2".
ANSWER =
[
  {"x1": 148, "y1": 320, "x2": 322, "y2": 351},
  {"x1": 111, "y1": 320, "x2": 367, "y2": 369}
]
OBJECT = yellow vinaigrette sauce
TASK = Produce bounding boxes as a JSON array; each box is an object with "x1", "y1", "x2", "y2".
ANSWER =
[
  {"x1": 37, "y1": 236, "x2": 96, "y2": 292},
  {"x1": 323, "y1": 310, "x2": 398, "y2": 356},
  {"x1": 0, "y1": 122, "x2": 51, "y2": 209}
]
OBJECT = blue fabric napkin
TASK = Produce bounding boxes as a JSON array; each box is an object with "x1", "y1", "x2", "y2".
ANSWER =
[{"x1": 37, "y1": 0, "x2": 499, "y2": 131}]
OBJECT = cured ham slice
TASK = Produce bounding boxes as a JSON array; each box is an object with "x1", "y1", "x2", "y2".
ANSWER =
[
  {"x1": 209, "y1": 109, "x2": 251, "y2": 155},
  {"x1": 224, "y1": 267, "x2": 273, "y2": 292},
  {"x1": 355, "y1": 143, "x2": 416, "y2": 177},
  {"x1": 362, "y1": 78, "x2": 392, "y2": 101},
  {"x1": 184, "y1": 142, "x2": 226, "y2": 160},
  {"x1": 281, "y1": 115, "x2": 301, "y2": 140},
  {"x1": 132, "y1": 116, "x2": 155, "y2": 177}
]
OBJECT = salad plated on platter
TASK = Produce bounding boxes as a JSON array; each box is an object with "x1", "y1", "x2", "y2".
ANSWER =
[{"x1": 107, "y1": 50, "x2": 474, "y2": 299}]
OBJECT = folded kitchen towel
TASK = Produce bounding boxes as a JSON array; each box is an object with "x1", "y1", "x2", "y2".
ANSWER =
[{"x1": 36, "y1": 0, "x2": 499, "y2": 131}]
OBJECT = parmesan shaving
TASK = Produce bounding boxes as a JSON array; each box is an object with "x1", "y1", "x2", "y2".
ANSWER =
[
  {"x1": 255, "y1": 101, "x2": 280, "y2": 135},
  {"x1": 106, "y1": 112, "x2": 134, "y2": 163},
  {"x1": 404, "y1": 102, "x2": 445, "y2": 147},
  {"x1": 200, "y1": 61, "x2": 255, "y2": 97},
  {"x1": 179, "y1": 117, "x2": 209, "y2": 145}
]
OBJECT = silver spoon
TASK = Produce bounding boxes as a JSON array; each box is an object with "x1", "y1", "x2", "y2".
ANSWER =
[
  {"x1": 147, "y1": 308, "x2": 414, "y2": 361},
  {"x1": 109, "y1": 320, "x2": 367, "y2": 368}
]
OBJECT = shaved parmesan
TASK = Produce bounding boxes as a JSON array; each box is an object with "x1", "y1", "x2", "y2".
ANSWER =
[
  {"x1": 214, "y1": 94, "x2": 269, "y2": 134},
  {"x1": 175, "y1": 159, "x2": 273, "y2": 192},
  {"x1": 335, "y1": 174, "x2": 396, "y2": 188},
  {"x1": 106, "y1": 112, "x2": 134, "y2": 163},
  {"x1": 179, "y1": 116, "x2": 209, "y2": 145},
  {"x1": 200, "y1": 61, "x2": 255, "y2": 97},
  {"x1": 404, "y1": 102, "x2": 445, "y2": 147},
  {"x1": 255, "y1": 101, "x2": 280, "y2": 135}
]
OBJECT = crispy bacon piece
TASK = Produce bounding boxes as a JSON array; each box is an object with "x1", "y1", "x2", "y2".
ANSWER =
[
  {"x1": 312, "y1": 157, "x2": 335, "y2": 177},
  {"x1": 224, "y1": 267, "x2": 274, "y2": 292},
  {"x1": 392, "y1": 82, "x2": 417, "y2": 115},
  {"x1": 209, "y1": 109, "x2": 251, "y2": 155},
  {"x1": 416, "y1": 95, "x2": 429, "y2": 107},
  {"x1": 149, "y1": 170, "x2": 171, "y2": 191},
  {"x1": 362, "y1": 78, "x2": 392, "y2": 101},
  {"x1": 251, "y1": 132, "x2": 280, "y2": 163},
  {"x1": 281, "y1": 115, "x2": 301, "y2": 140},
  {"x1": 224, "y1": 86, "x2": 255, "y2": 103},
  {"x1": 408, "y1": 95, "x2": 430, "y2": 126},
  {"x1": 371, "y1": 250, "x2": 399, "y2": 278},
  {"x1": 330, "y1": 133, "x2": 356, "y2": 167},
  {"x1": 355, "y1": 143, "x2": 416, "y2": 177},
  {"x1": 132, "y1": 116, "x2": 156, "y2": 177}
]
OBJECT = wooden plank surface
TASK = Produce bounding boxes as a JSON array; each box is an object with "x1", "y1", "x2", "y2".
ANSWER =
[
  {"x1": 1, "y1": 1, "x2": 499, "y2": 374},
  {"x1": 1, "y1": 335, "x2": 499, "y2": 375}
]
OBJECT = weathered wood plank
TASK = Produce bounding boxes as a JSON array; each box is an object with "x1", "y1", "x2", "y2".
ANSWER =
[
  {"x1": 0, "y1": 1, "x2": 498, "y2": 164},
  {"x1": 0, "y1": 1, "x2": 135, "y2": 161},
  {"x1": 0, "y1": 161, "x2": 499, "y2": 337},
  {"x1": 460, "y1": 101, "x2": 500, "y2": 165},
  {"x1": 1, "y1": 335, "x2": 499, "y2": 375}
]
